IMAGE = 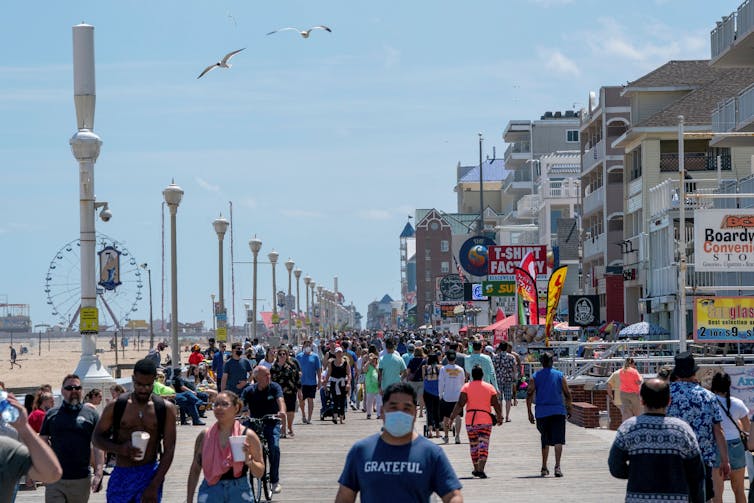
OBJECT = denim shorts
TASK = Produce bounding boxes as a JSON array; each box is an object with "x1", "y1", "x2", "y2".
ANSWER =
[
  {"x1": 715, "y1": 438, "x2": 747, "y2": 471},
  {"x1": 197, "y1": 477, "x2": 252, "y2": 503}
]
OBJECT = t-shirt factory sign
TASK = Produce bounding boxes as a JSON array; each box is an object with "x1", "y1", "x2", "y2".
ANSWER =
[{"x1": 694, "y1": 209, "x2": 754, "y2": 271}]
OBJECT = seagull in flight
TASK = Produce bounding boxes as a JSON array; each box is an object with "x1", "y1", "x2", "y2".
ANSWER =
[
  {"x1": 266, "y1": 26, "x2": 332, "y2": 38},
  {"x1": 197, "y1": 48, "x2": 245, "y2": 79}
]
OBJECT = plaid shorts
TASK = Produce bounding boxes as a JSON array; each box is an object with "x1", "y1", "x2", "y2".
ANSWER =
[{"x1": 500, "y1": 381, "x2": 514, "y2": 401}]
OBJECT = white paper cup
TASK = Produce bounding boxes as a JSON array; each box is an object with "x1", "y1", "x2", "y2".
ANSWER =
[
  {"x1": 229, "y1": 435, "x2": 246, "y2": 462},
  {"x1": 131, "y1": 431, "x2": 150, "y2": 461}
]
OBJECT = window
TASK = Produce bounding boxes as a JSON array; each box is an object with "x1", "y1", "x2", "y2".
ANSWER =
[
  {"x1": 425, "y1": 270, "x2": 431, "y2": 281},
  {"x1": 425, "y1": 249, "x2": 431, "y2": 261},
  {"x1": 440, "y1": 240, "x2": 449, "y2": 252},
  {"x1": 566, "y1": 130, "x2": 579, "y2": 143},
  {"x1": 630, "y1": 147, "x2": 642, "y2": 181},
  {"x1": 441, "y1": 262, "x2": 450, "y2": 274}
]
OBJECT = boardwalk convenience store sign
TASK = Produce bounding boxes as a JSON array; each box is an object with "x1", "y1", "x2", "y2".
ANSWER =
[
  {"x1": 694, "y1": 296, "x2": 754, "y2": 342},
  {"x1": 694, "y1": 209, "x2": 754, "y2": 271}
]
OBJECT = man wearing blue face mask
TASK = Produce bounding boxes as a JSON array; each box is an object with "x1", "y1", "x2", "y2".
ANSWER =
[{"x1": 335, "y1": 382, "x2": 464, "y2": 503}]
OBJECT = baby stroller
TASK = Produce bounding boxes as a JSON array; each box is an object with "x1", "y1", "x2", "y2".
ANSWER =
[{"x1": 320, "y1": 386, "x2": 336, "y2": 421}]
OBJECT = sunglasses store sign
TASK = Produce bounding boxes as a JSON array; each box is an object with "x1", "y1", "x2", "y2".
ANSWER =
[
  {"x1": 694, "y1": 297, "x2": 754, "y2": 342},
  {"x1": 694, "y1": 210, "x2": 754, "y2": 271}
]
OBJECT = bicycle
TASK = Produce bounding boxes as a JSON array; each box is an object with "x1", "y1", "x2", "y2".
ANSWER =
[{"x1": 237, "y1": 414, "x2": 282, "y2": 502}]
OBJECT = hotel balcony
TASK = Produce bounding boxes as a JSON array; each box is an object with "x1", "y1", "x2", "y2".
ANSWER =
[
  {"x1": 581, "y1": 139, "x2": 605, "y2": 176},
  {"x1": 648, "y1": 178, "x2": 735, "y2": 219},
  {"x1": 649, "y1": 264, "x2": 718, "y2": 297},
  {"x1": 583, "y1": 232, "x2": 605, "y2": 260},
  {"x1": 539, "y1": 178, "x2": 579, "y2": 199},
  {"x1": 711, "y1": 0, "x2": 754, "y2": 67},
  {"x1": 711, "y1": 85, "x2": 754, "y2": 144},
  {"x1": 583, "y1": 182, "x2": 622, "y2": 217},
  {"x1": 503, "y1": 140, "x2": 531, "y2": 170},
  {"x1": 503, "y1": 169, "x2": 534, "y2": 195}
]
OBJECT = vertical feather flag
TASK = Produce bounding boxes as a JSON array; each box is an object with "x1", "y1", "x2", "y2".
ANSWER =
[
  {"x1": 519, "y1": 250, "x2": 538, "y2": 280},
  {"x1": 545, "y1": 266, "x2": 568, "y2": 347},
  {"x1": 514, "y1": 267, "x2": 538, "y2": 325}
]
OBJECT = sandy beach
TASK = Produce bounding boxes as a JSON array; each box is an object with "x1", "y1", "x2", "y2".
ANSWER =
[{"x1": 0, "y1": 332, "x2": 204, "y2": 390}]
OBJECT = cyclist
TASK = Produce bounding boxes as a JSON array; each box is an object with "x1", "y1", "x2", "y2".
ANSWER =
[
  {"x1": 242, "y1": 366, "x2": 287, "y2": 495},
  {"x1": 186, "y1": 391, "x2": 264, "y2": 502}
]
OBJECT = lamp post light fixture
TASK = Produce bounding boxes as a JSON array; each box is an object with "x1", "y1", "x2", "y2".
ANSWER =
[
  {"x1": 268, "y1": 250, "x2": 279, "y2": 337},
  {"x1": 139, "y1": 263, "x2": 155, "y2": 350},
  {"x1": 163, "y1": 180, "x2": 184, "y2": 374},
  {"x1": 294, "y1": 268, "x2": 302, "y2": 343},
  {"x1": 213, "y1": 214, "x2": 230, "y2": 343},
  {"x1": 303, "y1": 275, "x2": 311, "y2": 331},
  {"x1": 249, "y1": 237, "x2": 262, "y2": 342},
  {"x1": 284, "y1": 258, "x2": 295, "y2": 343}
]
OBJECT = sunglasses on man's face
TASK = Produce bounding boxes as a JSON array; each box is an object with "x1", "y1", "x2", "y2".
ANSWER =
[{"x1": 63, "y1": 385, "x2": 83, "y2": 391}]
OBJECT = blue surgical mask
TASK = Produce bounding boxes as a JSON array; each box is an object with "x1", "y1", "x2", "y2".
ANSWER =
[{"x1": 383, "y1": 411, "x2": 414, "y2": 437}]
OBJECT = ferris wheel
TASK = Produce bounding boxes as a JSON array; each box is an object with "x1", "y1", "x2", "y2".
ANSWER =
[{"x1": 44, "y1": 234, "x2": 144, "y2": 330}]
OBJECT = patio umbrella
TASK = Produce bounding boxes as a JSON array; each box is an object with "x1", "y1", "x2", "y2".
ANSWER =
[{"x1": 618, "y1": 321, "x2": 669, "y2": 338}]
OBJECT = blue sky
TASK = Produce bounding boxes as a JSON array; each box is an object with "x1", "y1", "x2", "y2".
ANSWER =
[{"x1": 0, "y1": 0, "x2": 741, "y2": 330}]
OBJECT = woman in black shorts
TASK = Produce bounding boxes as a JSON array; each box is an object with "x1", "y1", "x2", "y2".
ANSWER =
[{"x1": 271, "y1": 347, "x2": 301, "y2": 438}]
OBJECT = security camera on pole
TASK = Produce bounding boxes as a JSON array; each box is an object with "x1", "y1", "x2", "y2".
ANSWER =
[{"x1": 70, "y1": 23, "x2": 115, "y2": 387}]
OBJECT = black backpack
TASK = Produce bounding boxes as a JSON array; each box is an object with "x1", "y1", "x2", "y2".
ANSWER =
[{"x1": 111, "y1": 393, "x2": 167, "y2": 455}]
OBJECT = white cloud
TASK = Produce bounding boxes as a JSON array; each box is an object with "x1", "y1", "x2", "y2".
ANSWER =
[
  {"x1": 358, "y1": 209, "x2": 391, "y2": 221},
  {"x1": 281, "y1": 209, "x2": 323, "y2": 219},
  {"x1": 195, "y1": 177, "x2": 220, "y2": 193},
  {"x1": 237, "y1": 197, "x2": 257, "y2": 209},
  {"x1": 539, "y1": 48, "x2": 580, "y2": 77},
  {"x1": 383, "y1": 44, "x2": 401, "y2": 69}
]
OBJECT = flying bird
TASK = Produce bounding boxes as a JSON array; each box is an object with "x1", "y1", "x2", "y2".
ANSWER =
[
  {"x1": 266, "y1": 25, "x2": 332, "y2": 38},
  {"x1": 197, "y1": 48, "x2": 245, "y2": 79}
]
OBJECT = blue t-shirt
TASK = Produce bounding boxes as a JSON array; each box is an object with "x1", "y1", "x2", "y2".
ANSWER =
[
  {"x1": 338, "y1": 433, "x2": 461, "y2": 503},
  {"x1": 295, "y1": 351, "x2": 322, "y2": 386},
  {"x1": 212, "y1": 351, "x2": 225, "y2": 381},
  {"x1": 223, "y1": 357, "x2": 252, "y2": 391},
  {"x1": 532, "y1": 367, "x2": 566, "y2": 418}
]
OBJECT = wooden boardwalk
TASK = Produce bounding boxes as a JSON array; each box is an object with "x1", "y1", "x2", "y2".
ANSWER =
[{"x1": 14, "y1": 403, "x2": 741, "y2": 502}]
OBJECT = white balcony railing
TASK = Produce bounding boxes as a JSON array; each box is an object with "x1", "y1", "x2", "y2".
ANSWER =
[
  {"x1": 711, "y1": 13, "x2": 737, "y2": 59},
  {"x1": 740, "y1": 83, "x2": 754, "y2": 126},
  {"x1": 582, "y1": 139, "x2": 604, "y2": 172},
  {"x1": 540, "y1": 179, "x2": 579, "y2": 199},
  {"x1": 583, "y1": 185, "x2": 605, "y2": 215},
  {"x1": 740, "y1": 0, "x2": 754, "y2": 41},
  {"x1": 583, "y1": 232, "x2": 606, "y2": 259},
  {"x1": 712, "y1": 98, "x2": 737, "y2": 132},
  {"x1": 628, "y1": 177, "x2": 642, "y2": 197}
]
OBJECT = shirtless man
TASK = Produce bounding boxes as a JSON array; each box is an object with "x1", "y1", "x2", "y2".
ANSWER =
[{"x1": 93, "y1": 359, "x2": 177, "y2": 503}]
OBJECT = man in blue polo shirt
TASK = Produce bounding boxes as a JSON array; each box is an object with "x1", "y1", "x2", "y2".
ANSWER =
[
  {"x1": 295, "y1": 339, "x2": 322, "y2": 424},
  {"x1": 335, "y1": 382, "x2": 463, "y2": 503}
]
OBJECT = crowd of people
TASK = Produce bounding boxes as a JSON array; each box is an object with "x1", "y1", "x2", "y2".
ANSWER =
[{"x1": 9, "y1": 329, "x2": 749, "y2": 502}]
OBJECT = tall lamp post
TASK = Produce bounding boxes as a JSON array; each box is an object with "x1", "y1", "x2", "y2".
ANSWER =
[
  {"x1": 317, "y1": 286, "x2": 323, "y2": 336},
  {"x1": 213, "y1": 214, "x2": 229, "y2": 343},
  {"x1": 310, "y1": 281, "x2": 317, "y2": 333},
  {"x1": 268, "y1": 250, "x2": 279, "y2": 337},
  {"x1": 285, "y1": 259, "x2": 295, "y2": 343},
  {"x1": 163, "y1": 180, "x2": 184, "y2": 375},
  {"x1": 249, "y1": 237, "x2": 262, "y2": 342},
  {"x1": 70, "y1": 23, "x2": 114, "y2": 386},
  {"x1": 303, "y1": 275, "x2": 311, "y2": 336},
  {"x1": 140, "y1": 263, "x2": 155, "y2": 350},
  {"x1": 294, "y1": 268, "x2": 302, "y2": 343}
]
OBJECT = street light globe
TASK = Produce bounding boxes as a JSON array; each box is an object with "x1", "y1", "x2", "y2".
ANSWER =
[
  {"x1": 163, "y1": 180, "x2": 184, "y2": 207},
  {"x1": 213, "y1": 214, "x2": 229, "y2": 237},
  {"x1": 294, "y1": 268, "x2": 302, "y2": 279},
  {"x1": 285, "y1": 258, "x2": 295, "y2": 272},
  {"x1": 249, "y1": 237, "x2": 262, "y2": 254},
  {"x1": 268, "y1": 250, "x2": 279, "y2": 265},
  {"x1": 304, "y1": 275, "x2": 311, "y2": 286},
  {"x1": 310, "y1": 281, "x2": 316, "y2": 290}
]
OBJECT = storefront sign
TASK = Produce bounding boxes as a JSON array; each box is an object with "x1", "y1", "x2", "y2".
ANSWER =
[
  {"x1": 487, "y1": 245, "x2": 547, "y2": 280},
  {"x1": 568, "y1": 295, "x2": 600, "y2": 327},
  {"x1": 482, "y1": 281, "x2": 516, "y2": 297},
  {"x1": 459, "y1": 236, "x2": 496, "y2": 277},
  {"x1": 694, "y1": 209, "x2": 754, "y2": 271},
  {"x1": 694, "y1": 296, "x2": 754, "y2": 342}
]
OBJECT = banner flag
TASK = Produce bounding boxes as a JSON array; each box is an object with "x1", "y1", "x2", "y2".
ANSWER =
[
  {"x1": 545, "y1": 266, "x2": 568, "y2": 346},
  {"x1": 514, "y1": 267, "x2": 538, "y2": 325}
]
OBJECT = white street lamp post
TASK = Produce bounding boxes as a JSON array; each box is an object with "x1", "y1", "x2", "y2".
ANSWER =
[
  {"x1": 317, "y1": 286, "x2": 323, "y2": 336},
  {"x1": 285, "y1": 259, "x2": 295, "y2": 343},
  {"x1": 678, "y1": 115, "x2": 687, "y2": 353},
  {"x1": 140, "y1": 263, "x2": 154, "y2": 349},
  {"x1": 303, "y1": 275, "x2": 311, "y2": 336},
  {"x1": 163, "y1": 181, "x2": 184, "y2": 374},
  {"x1": 268, "y1": 250, "x2": 279, "y2": 337},
  {"x1": 213, "y1": 214, "x2": 229, "y2": 344},
  {"x1": 310, "y1": 281, "x2": 316, "y2": 333},
  {"x1": 70, "y1": 23, "x2": 114, "y2": 386},
  {"x1": 294, "y1": 268, "x2": 302, "y2": 343},
  {"x1": 249, "y1": 237, "x2": 262, "y2": 342}
]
